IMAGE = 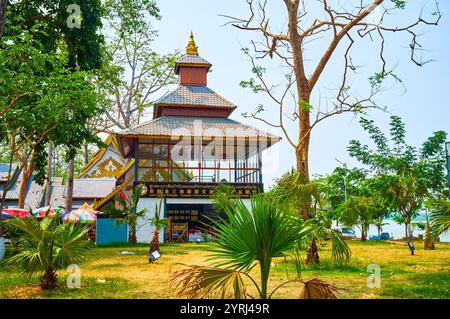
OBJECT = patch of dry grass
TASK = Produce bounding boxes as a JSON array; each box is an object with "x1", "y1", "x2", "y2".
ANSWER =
[{"x1": 0, "y1": 240, "x2": 448, "y2": 299}]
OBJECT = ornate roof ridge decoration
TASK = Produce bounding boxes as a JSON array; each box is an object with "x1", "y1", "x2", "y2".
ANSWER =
[
  {"x1": 186, "y1": 31, "x2": 198, "y2": 55},
  {"x1": 116, "y1": 159, "x2": 135, "y2": 180},
  {"x1": 77, "y1": 134, "x2": 125, "y2": 179},
  {"x1": 175, "y1": 33, "x2": 212, "y2": 74},
  {"x1": 153, "y1": 85, "x2": 236, "y2": 109},
  {"x1": 93, "y1": 173, "x2": 134, "y2": 210}
]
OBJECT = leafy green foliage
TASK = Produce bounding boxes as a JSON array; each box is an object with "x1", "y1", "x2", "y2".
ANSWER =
[
  {"x1": 337, "y1": 197, "x2": 376, "y2": 241},
  {"x1": 171, "y1": 193, "x2": 338, "y2": 299},
  {"x1": 271, "y1": 169, "x2": 321, "y2": 217},
  {"x1": 315, "y1": 166, "x2": 367, "y2": 215},
  {"x1": 348, "y1": 116, "x2": 447, "y2": 238},
  {"x1": 1, "y1": 215, "x2": 90, "y2": 287},
  {"x1": 0, "y1": 22, "x2": 104, "y2": 184},
  {"x1": 392, "y1": 0, "x2": 407, "y2": 9},
  {"x1": 239, "y1": 78, "x2": 264, "y2": 93},
  {"x1": 299, "y1": 100, "x2": 313, "y2": 113}
]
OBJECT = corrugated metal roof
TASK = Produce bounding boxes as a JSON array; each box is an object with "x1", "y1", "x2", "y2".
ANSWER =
[
  {"x1": 154, "y1": 85, "x2": 236, "y2": 109},
  {"x1": 49, "y1": 185, "x2": 65, "y2": 208},
  {"x1": 63, "y1": 178, "x2": 117, "y2": 199},
  {"x1": 119, "y1": 116, "x2": 281, "y2": 141},
  {"x1": 25, "y1": 179, "x2": 44, "y2": 209}
]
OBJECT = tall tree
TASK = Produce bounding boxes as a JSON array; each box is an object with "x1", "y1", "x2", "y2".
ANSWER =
[
  {"x1": 348, "y1": 116, "x2": 447, "y2": 238},
  {"x1": 0, "y1": 4, "x2": 104, "y2": 209},
  {"x1": 97, "y1": 0, "x2": 179, "y2": 131},
  {"x1": 58, "y1": 0, "x2": 104, "y2": 212},
  {"x1": 224, "y1": 0, "x2": 441, "y2": 178}
]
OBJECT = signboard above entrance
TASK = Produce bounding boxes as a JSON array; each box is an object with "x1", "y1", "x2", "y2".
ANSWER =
[{"x1": 136, "y1": 182, "x2": 263, "y2": 199}]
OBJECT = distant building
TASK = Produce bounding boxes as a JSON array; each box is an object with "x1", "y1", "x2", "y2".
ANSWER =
[{"x1": 0, "y1": 166, "x2": 117, "y2": 211}]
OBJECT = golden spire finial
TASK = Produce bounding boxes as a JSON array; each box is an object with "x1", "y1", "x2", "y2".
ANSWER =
[{"x1": 186, "y1": 31, "x2": 199, "y2": 55}]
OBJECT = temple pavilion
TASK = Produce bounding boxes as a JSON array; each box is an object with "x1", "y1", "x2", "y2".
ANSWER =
[{"x1": 83, "y1": 33, "x2": 280, "y2": 243}]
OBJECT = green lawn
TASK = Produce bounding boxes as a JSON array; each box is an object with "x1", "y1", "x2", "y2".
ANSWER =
[{"x1": 0, "y1": 240, "x2": 449, "y2": 299}]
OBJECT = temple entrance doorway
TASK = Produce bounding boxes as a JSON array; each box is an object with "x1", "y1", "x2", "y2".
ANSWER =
[{"x1": 165, "y1": 204, "x2": 225, "y2": 243}]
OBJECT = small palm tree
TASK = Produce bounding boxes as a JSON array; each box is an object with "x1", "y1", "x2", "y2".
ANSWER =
[
  {"x1": 103, "y1": 185, "x2": 147, "y2": 244},
  {"x1": 1, "y1": 215, "x2": 90, "y2": 289},
  {"x1": 271, "y1": 169, "x2": 350, "y2": 265},
  {"x1": 171, "y1": 194, "x2": 337, "y2": 299},
  {"x1": 149, "y1": 196, "x2": 168, "y2": 257},
  {"x1": 305, "y1": 209, "x2": 351, "y2": 265},
  {"x1": 430, "y1": 200, "x2": 450, "y2": 240},
  {"x1": 338, "y1": 197, "x2": 375, "y2": 241}
]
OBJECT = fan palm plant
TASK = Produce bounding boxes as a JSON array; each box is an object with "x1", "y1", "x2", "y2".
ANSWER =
[
  {"x1": 305, "y1": 209, "x2": 351, "y2": 265},
  {"x1": 171, "y1": 194, "x2": 338, "y2": 299},
  {"x1": 1, "y1": 215, "x2": 90, "y2": 289},
  {"x1": 271, "y1": 169, "x2": 350, "y2": 265},
  {"x1": 430, "y1": 200, "x2": 450, "y2": 239},
  {"x1": 103, "y1": 185, "x2": 147, "y2": 244}
]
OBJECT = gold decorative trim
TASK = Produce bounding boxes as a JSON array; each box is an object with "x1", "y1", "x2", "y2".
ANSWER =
[
  {"x1": 93, "y1": 173, "x2": 134, "y2": 210},
  {"x1": 78, "y1": 135, "x2": 124, "y2": 178}
]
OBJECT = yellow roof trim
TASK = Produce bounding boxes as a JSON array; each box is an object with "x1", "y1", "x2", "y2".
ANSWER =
[
  {"x1": 78, "y1": 135, "x2": 119, "y2": 178},
  {"x1": 93, "y1": 173, "x2": 134, "y2": 210},
  {"x1": 117, "y1": 159, "x2": 135, "y2": 179}
]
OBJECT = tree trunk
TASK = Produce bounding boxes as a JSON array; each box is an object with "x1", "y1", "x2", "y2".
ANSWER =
[
  {"x1": 424, "y1": 222, "x2": 435, "y2": 250},
  {"x1": 40, "y1": 265, "x2": 58, "y2": 290},
  {"x1": 83, "y1": 142, "x2": 89, "y2": 166},
  {"x1": 18, "y1": 163, "x2": 33, "y2": 209},
  {"x1": 1, "y1": 135, "x2": 15, "y2": 212},
  {"x1": 129, "y1": 228, "x2": 137, "y2": 244},
  {"x1": 285, "y1": 0, "x2": 311, "y2": 180},
  {"x1": 407, "y1": 222, "x2": 413, "y2": 240},
  {"x1": 361, "y1": 228, "x2": 367, "y2": 241},
  {"x1": 0, "y1": 0, "x2": 8, "y2": 40},
  {"x1": 404, "y1": 222, "x2": 408, "y2": 239},
  {"x1": 259, "y1": 258, "x2": 271, "y2": 299},
  {"x1": 150, "y1": 229, "x2": 159, "y2": 254},
  {"x1": 296, "y1": 94, "x2": 311, "y2": 179},
  {"x1": 65, "y1": 158, "x2": 75, "y2": 212},
  {"x1": 45, "y1": 141, "x2": 53, "y2": 206},
  {"x1": 305, "y1": 238, "x2": 319, "y2": 265}
]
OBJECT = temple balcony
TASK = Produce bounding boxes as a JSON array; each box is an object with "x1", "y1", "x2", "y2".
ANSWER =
[{"x1": 133, "y1": 139, "x2": 265, "y2": 198}]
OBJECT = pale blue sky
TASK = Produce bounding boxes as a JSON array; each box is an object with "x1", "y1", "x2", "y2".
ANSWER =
[{"x1": 148, "y1": 0, "x2": 450, "y2": 187}]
